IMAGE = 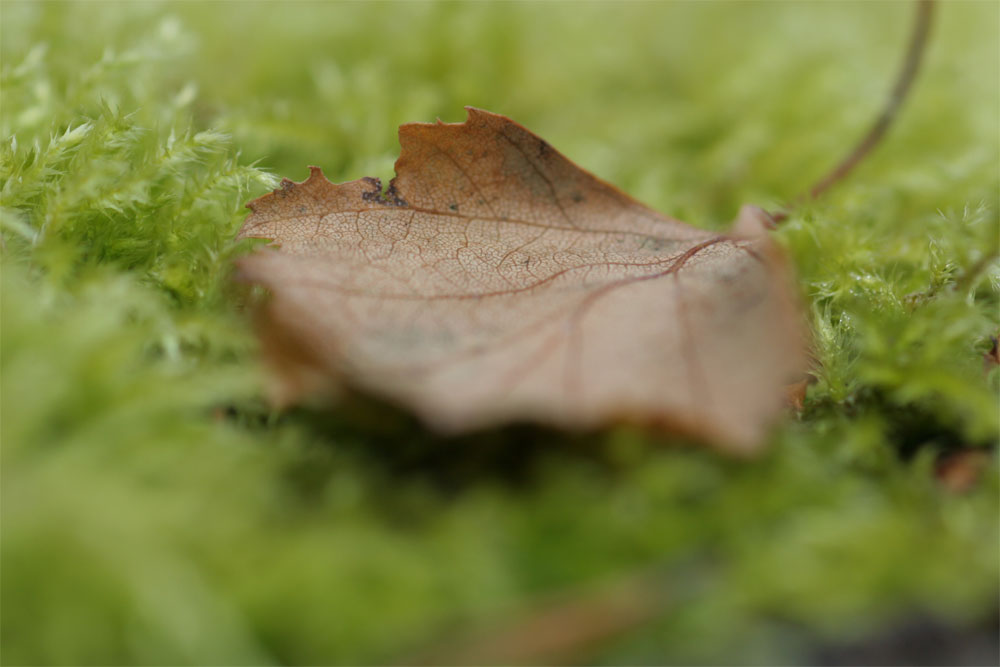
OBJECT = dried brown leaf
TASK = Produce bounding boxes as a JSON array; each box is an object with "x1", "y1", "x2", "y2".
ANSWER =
[
  {"x1": 936, "y1": 449, "x2": 992, "y2": 494},
  {"x1": 237, "y1": 108, "x2": 805, "y2": 453},
  {"x1": 983, "y1": 335, "x2": 999, "y2": 374}
]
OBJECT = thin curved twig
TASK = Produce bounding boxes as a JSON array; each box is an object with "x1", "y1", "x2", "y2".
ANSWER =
[{"x1": 771, "y1": 1, "x2": 936, "y2": 223}]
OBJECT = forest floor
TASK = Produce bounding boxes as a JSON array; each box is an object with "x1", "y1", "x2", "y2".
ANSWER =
[{"x1": 2, "y1": 3, "x2": 997, "y2": 664}]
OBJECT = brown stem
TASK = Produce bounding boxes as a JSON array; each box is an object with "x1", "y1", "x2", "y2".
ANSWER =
[
  {"x1": 953, "y1": 249, "x2": 999, "y2": 295},
  {"x1": 404, "y1": 569, "x2": 671, "y2": 665},
  {"x1": 771, "y1": 1, "x2": 935, "y2": 224}
]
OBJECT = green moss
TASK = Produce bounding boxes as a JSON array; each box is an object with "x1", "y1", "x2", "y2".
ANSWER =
[{"x1": 2, "y1": 2, "x2": 997, "y2": 664}]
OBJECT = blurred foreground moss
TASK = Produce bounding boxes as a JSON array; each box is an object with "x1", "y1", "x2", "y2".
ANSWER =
[{"x1": 2, "y1": 2, "x2": 998, "y2": 665}]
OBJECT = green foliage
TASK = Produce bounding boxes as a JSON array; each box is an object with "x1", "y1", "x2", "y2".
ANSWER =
[
  {"x1": 1, "y1": 70, "x2": 275, "y2": 305},
  {"x1": 2, "y1": 2, "x2": 997, "y2": 665}
]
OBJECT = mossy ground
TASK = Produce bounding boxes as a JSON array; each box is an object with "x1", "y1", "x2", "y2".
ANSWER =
[{"x1": 2, "y1": 2, "x2": 998, "y2": 664}]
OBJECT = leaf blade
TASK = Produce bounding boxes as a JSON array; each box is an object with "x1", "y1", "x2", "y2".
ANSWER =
[{"x1": 238, "y1": 108, "x2": 805, "y2": 452}]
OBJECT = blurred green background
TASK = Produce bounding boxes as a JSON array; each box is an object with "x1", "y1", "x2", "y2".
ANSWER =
[{"x1": 2, "y1": 1, "x2": 997, "y2": 664}]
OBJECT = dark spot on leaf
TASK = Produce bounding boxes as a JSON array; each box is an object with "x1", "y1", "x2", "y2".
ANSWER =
[
  {"x1": 383, "y1": 181, "x2": 408, "y2": 207},
  {"x1": 361, "y1": 176, "x2": 408, "y2": 208}
]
